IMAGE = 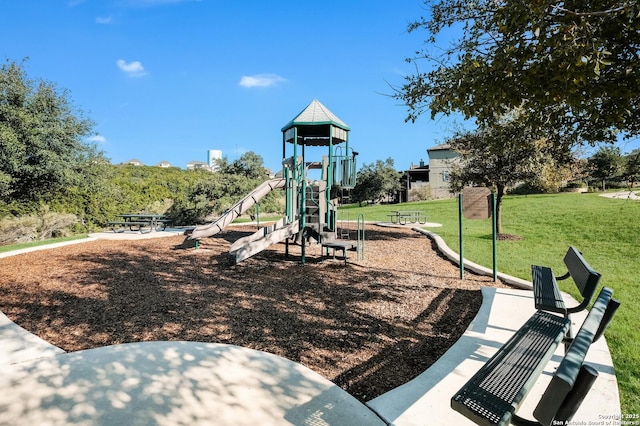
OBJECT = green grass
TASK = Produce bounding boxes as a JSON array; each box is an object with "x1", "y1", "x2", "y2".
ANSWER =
[
  {"x1": 0, "y1": 234, "x2": 89, "y2": 253},
  {"x1": 340, "y1": 193, "x2": 640, "y2": 415}
]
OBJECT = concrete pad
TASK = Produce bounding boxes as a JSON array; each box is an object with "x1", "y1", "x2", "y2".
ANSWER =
[
  {"x1": 0, "y1": 341, "x2": 385, "y2": 426},
  {"x1": 0, "y1": 310, "x2": 65, "y2": 365},
  {"x1": 366, "y1": 287, "x2": 620, "y2": 425}
]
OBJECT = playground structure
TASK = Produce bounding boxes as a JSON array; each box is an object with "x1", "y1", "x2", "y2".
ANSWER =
[{"x1": 189, "y1": 99, "x2": 360, "y2": 263}]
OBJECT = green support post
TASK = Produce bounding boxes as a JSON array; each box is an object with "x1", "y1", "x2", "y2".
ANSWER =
[
  {"x1": 458, "y1": 193, "x2": 464, "y2": 280},
  {"x1": 492, "y1": 192, "x2": 497, "y2": 282}
]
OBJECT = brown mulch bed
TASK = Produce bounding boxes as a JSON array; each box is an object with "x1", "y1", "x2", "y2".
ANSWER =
[{"x1": 0, "y1": 224, "x2": 507, "y2": 402}]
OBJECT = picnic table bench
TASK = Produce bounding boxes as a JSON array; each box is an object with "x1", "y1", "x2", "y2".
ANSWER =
[
  {"x1": 107, "y1": 214, "x2": 171, "y2": 233},
  {"x1": 451, "y1": 286, "x2": 620, "y2": 426},
  {"x1": 387, "y1": 210, "x2": 428, "y2": 225},
  {"x1": 531, "y1": 247, "x2": 601, "y2": 333}
]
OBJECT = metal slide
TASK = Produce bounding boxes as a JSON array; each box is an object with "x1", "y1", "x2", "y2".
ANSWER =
[{"x1": 189, "y1": 178, "x2": 285, "y2": 240}]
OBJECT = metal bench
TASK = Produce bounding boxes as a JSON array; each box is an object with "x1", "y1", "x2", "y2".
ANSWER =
[
  {"x1": 451, "y1": 286, "x2": 619, "y2": 426},
  {"x1": 531, "y1": 247, "x2": 601, "y2": 318}
]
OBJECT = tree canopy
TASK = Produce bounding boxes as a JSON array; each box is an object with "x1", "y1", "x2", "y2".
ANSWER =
[
  {"x1": 587, "y1": 146, "x2": 624, "y2": 189},
  {"x1": 623, "y1": 148, "x2": 640, "y2": 186},
  {"x1": 447, "y1": 113, "x2": 572, "y2": 233},
  {"x1": 351, "y1": 158, "x2": 401, "y2": 205},
  {"x1": 216, "y1": 151, "x2": 268, "y2": 180},
  {"x1": 1, "y1": 59, "x2": 100, "y2": 203},
  {"x1": 397, "y1": 0, "x2": 640, "y2": 145}
]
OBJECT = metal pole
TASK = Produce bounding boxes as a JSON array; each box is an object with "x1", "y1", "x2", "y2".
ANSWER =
[
  {"x1": 492, "y1": 192, "x2": 497, "y2": 282},
  {"x1": 357, "y1": 213, "x2": 365, "y2": 260},
  {"x1": 458, "y1": 193, "x2": 464, "y2": 280}
]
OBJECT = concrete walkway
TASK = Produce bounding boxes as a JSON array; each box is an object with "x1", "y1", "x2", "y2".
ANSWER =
[
  {"x1": 599, "y1": 190, "x2": 640, "y2": 200},
  {"x1": 366, "y1": 287, "x2": 620, "y2": 425},
  {"x1": 0, "y1": 341, "x2": 383, "y2": 426},
  {"x1": 0, "y1": 228, "x2": 621, "y2": 425}
]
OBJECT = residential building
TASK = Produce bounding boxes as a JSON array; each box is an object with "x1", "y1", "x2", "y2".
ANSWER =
[
  {"x1": 186, "y1": 160, "x2": 211, "y2": 171},
  {"x1": 427, "y1": 143, "x2": 459, "y2": 199},
  {"x1": 398, "y1": 160, "x2": 430, "y2": 202}
]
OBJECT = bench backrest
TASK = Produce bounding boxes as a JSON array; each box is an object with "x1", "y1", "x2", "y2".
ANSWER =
[
  {"x1": 533, "y1": 286, "x2": 619, "y2": 426},
  {"x1": 564, "y1": 246, "x2": 601, "y2": 303}
]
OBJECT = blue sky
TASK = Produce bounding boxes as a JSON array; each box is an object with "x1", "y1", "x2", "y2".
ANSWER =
[
  {"x1": 1, "y1": 0, "x2": 469, "y2": 173},
  {"x1": 3, "y1": 1, "x2": 637, "y2": 174}
]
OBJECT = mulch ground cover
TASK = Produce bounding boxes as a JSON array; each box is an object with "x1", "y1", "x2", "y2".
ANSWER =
[{"x1": 0, "y1": 224, "x2": 507, "y2": 402}]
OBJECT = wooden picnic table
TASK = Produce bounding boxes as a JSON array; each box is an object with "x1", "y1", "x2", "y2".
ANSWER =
[{"x1": 387, "y1": 210, "x2": 427, "y2": 225}]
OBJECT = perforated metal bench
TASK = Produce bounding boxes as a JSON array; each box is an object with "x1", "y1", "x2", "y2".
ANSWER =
[
  {"x1": 451, "y1": 287, "x2": 619, "y2": 426},
  {"x1": 532, "y1": 247, "x2": 601, "y2": 321}
]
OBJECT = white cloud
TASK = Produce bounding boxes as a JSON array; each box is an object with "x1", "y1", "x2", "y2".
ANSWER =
[
  {"x1": 87, "y1": 135, "x2": 107, "y2": 144},
  {"x1": 239, "y1": 74, "x2": 286, "y2": 88},
  {"x1": 95, "y1": 16, "x2": 113, "y2": 24},
  {"x1": 116, "y1": 59, "x2": 147, "y2": 77}
]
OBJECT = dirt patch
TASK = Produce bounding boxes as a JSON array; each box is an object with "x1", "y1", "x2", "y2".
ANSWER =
[
  {"x1": 497, "y1": 233, "x2": 523, "y2": 241},
  {"x1": 0, "y1": 224, "x2": 507, "y2": 402}
]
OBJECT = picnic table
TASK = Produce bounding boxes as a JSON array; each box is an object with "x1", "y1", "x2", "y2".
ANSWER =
[
  {"x1": 107, "y1": 214, "x2": 171, "y2": 233},
  {"x1": 387, "y1": 210, "x2": 427, "y2": 225}
]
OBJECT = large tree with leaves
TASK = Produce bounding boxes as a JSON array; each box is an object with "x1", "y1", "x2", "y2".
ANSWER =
[
  {"x1": 448, "y1": 113, "x2": 571, "y2": 234},
  {"x1": 587, "y1": 146, "x2": 624, "y2": 190},
  {"x1": 0, "y1": 59, "x2": 99, "y2": 204},
  {"x1": 623, "y1": 148, "x2": 640, "y2": 187},
  {"x1": 352, "y1": 158, "x2": 401, "y2": 205},
  {"x1": 397, "y1": 1, "x2": 640, "y2": 145}
]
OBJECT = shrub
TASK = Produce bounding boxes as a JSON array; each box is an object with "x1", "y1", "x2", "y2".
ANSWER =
[
  {"x1": 409, "y1": 184, "x2": 432, "y2": 201},
  {"x1": 0, "y1": 212, "x2": 78, "y2": 245}
]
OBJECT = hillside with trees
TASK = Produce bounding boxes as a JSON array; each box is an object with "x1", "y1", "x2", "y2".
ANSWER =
[{"x1": 0, "y1": 60, "x2": 283, "y2": 244}]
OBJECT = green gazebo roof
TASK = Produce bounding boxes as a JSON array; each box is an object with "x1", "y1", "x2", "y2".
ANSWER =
[{"x1": 281, "y1": 99, "x2": 350, "y2": 146}]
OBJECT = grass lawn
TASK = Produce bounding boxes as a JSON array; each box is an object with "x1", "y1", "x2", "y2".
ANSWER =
[
  {"x1": 0, "y1": 234, "x2": 89, "y2": 253},
  {"x1": 339, "y1": 192, "x2": 640, "y2": 415}
]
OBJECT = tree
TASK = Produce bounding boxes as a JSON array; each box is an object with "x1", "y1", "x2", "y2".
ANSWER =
[
  {"x1": 217, "y1": 151, "x2": 267, "y2": 180},
  {"x1": 588, "y1": 146, "x2": 623, "y2": 190},
  {"x1": 447, "y1": 115, "x2": 568, "y2": 234},
  {"x1": 352, "y1": 158, "x2": 401, "y2": 205},
  {"x1": 396, "y1": 1, "x2": 640, "y2": 146},
  {"x1": 0, "y1": 59, "x2": 100, "y2": 203},
  {"x1": 623, "y1": 148, "x2": 640, "y2": 187}
]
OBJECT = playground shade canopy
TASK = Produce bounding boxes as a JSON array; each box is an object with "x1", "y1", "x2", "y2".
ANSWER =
[{"x1": 281, "y1": 99, "x2": 349, "y2": 146}]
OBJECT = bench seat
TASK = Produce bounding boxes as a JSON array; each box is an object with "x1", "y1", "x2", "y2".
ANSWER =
[
  {"x1": 532, "y1": 247, "x2": 601, "y2": 317},
  {"x1": 532, "y1": 265, "x2": 566, "y2": 314},
  {"x1": 452, "y1": 311, "x2": 570, "y2": 425},
  {"x1": 452, "y1": 287, "x2": 619, "y2": 426}
]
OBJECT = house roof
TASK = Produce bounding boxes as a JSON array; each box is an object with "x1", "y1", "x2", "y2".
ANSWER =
[
  {"x1": 427, "y1": 143, "x2": 452, "y2": 152},
  {"x1": 123, "y1": 158, "x2": 143, "y2": 165},
  {"x1": 281, "y1": 99, "x2": 350, "y2": 146}
]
